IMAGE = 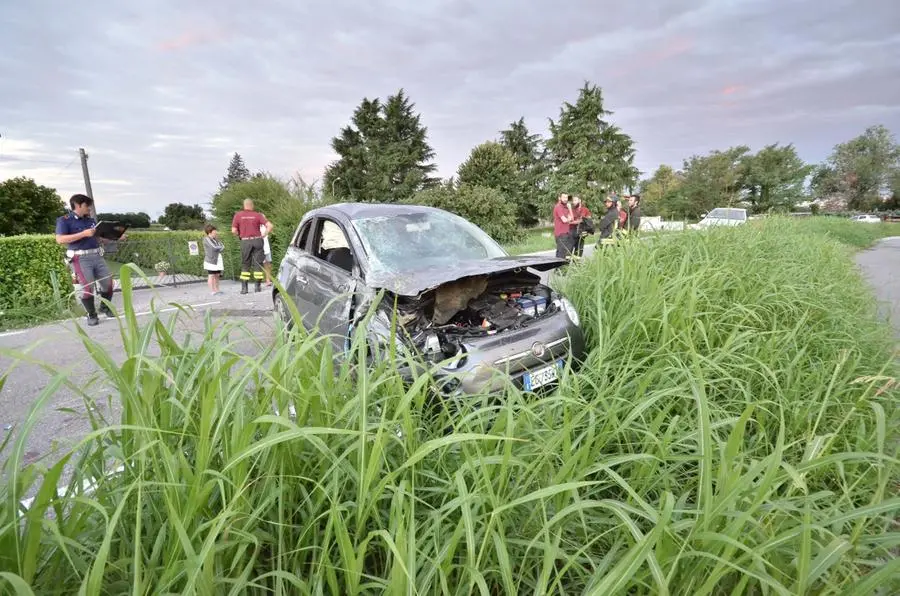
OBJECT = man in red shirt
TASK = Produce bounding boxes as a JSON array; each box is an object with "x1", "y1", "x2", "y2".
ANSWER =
[
  {"x1": 552, "y1": 193, "x2": 575, "y2": 259},
  {"x1": 231, "y1": 199, "x2": 274, "y2": 294},
  {"x1": 570, "y1": 196, "x2": 592, "y2": 257}
]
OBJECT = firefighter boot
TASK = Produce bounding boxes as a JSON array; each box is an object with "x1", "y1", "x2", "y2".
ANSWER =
[
  {"x1": 241, "y1": 281, "x2": 249, "y2": 295},
  {"x1": 255, "y1": 281, "x2": 262, "y2": 293}
]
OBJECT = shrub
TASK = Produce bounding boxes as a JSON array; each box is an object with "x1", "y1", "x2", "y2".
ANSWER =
[
  {"x1": 107, "y1": 230, "x2": 207, "y2": 278},
  {"x1": 0, "y1": 234, "x2": 73, "y2": 325},
  {"x1": 1, "y1": 219, "x2": 897, "y2": 593},
  {"x1": 412, "y1": 183, "x2": 519, "y2": 244}
]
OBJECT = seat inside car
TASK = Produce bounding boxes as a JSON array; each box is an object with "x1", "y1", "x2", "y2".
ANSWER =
[{"x1": 325, "y1": 246, "x2": 354, "y2": 272}]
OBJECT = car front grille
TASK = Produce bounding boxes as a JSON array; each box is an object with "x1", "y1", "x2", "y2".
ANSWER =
[{"x1": 492, "y1": 336, "x2": 570, "y2": 374}]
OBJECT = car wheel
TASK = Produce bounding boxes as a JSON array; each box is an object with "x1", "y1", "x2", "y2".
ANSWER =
[{"x1": 273, "y1": 292, "x2": 294, "y2": 330}]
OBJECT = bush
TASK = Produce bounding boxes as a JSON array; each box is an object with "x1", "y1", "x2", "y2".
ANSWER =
[
  {"x1": 2, "y1": 219, "x2": 897, "y2": 593},
  {"x1": 0, "y1": 234, "x2": 74, "y2": 326},
  {"x1": 412, "y1": 183, "x2": 519, "y2": 244}
]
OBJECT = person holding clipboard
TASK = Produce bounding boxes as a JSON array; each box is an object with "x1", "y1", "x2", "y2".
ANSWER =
[{"x1": 55, "y1": 193, "x2": 127, "y2": 326}]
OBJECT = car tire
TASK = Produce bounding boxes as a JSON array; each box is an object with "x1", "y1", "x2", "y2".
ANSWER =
[{"x1": 273, "y1": 292, "x2": 294, "y2": 331}]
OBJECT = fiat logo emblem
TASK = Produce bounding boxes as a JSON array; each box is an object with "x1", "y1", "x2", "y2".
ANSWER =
[{"x1": 531, "y1": 341, "x2": 546, "y2": 358}]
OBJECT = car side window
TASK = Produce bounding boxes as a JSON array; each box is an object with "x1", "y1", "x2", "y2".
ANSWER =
[
  {"x1": 294, "y1": 221, "x2": 312, "y2": 250},
  {"x1": 313, "y1": 218, "x2": 356, "y2": 274}
]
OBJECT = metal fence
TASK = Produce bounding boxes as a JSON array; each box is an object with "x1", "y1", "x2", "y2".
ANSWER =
[{"x1": 102, "y1": 235, "x2": 211, "y2": 291}]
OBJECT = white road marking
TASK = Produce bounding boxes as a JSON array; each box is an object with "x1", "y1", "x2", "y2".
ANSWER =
[{"x1": 0, "y1": 301, "x2": 223, "y2": 339}]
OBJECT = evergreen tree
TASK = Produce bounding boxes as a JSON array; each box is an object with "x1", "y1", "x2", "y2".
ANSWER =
[
  {"x1": 457, "y1": 142, "x2": 518, "y2": 196},
  {"x1": 324, "y1": 89, "x2": 438, "y2": 203},
  {"x1": 220, "y1": 153, "x2": 251, "y2": 191},
  {"x1": 546, "y1": 83, "x2": 639, "y2": 204},
  {"x1": 499, "y1": 118, "x2": 548, "y2": 227}
]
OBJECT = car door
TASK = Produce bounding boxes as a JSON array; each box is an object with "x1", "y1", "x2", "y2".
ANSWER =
[
  {"x1": 306, "y1": 217, "x2": 359, "y2": 351},
  {"x1": 279, "y1": 219, "x2": 316, "y2": 329}
]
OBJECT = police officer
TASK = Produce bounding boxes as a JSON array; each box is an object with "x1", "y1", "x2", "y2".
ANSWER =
[
  {"x1": 231, "y1": 198, "x2": 273, "y2": 294},
  {"x1": 55, "y1": 194, "x2": 121, "y2": 326}
]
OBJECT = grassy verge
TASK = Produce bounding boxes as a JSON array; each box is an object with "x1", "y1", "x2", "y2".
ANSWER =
[
  {"x1": 1, "y1": 220, "x2": 899, "y2": 594},
  {"x1": 503, "y1": 226, "x2": 555, "y2": 255}
]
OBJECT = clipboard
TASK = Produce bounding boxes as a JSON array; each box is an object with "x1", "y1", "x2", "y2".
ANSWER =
[{"x1": 94, "y1": 220, "x2": 129, "y2": 241}]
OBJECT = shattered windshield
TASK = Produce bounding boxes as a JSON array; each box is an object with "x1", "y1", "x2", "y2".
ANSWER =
[{"x1": 351, "y1": 210, "x2": 507, "y2": 275}]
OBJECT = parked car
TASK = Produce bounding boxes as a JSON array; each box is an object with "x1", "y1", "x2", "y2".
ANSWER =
[
  {"x1": 274, "y1": 203, "x2": 585, "y2": 396},
  {"x1": 693, "y1": 207, "x2": 748, "y2": 228},
  {"x1": 850, "y1": 214, "x2": 882, "y2": 224}
]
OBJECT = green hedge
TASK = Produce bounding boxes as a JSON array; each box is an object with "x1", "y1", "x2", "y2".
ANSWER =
[{"x1": 0, "y1": 234, "x2": 74, "y2": 316}]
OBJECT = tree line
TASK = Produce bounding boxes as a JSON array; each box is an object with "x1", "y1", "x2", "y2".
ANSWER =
[
  {"x1": 2, "y1": 80, "x2": 899, "y2": 239},
  {"x1": 641, "y1": 125, "x2": 900, "y2": 220},
  {"x1": 318, "y1": 83, "x2": 899, "y2": 234}
]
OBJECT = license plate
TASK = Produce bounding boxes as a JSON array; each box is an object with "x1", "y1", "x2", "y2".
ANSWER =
[{"x1": 523, "y1": 359, "x2": 563, "y2": 391}]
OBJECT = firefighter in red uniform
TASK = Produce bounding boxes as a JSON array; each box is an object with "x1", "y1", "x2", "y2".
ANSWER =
[{"x1": 231, "y1": 199, "x2": 273, "y2": 294}]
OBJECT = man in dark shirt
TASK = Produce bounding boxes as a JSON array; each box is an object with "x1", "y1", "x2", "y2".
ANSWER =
[
  {"x1": 626, "y1": 194, "x2": 642, "y2": 234},
  {"x1": 596, "y1": 195, "x2": 620, "y2": 248},
  {"x1": 55, "y1": 194, "x2": 117, "y2": 326},
  {"x1": 231, "y1": 198, "x2": 274, "y2": 294}
]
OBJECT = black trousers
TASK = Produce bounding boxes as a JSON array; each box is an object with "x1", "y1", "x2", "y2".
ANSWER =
[
  {"x1": 555, "y1": 234, "x2": 574, "y2": 259},
  {"x1": 240, "y1": 238, "x2": 265, "y2": 282}
]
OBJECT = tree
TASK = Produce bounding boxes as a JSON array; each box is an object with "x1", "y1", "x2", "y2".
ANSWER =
[
  {"x1": 411, "y1": 183, "x2": 518, "y2": 244},
  {"x1": 157, "y1": 203, "x2": 207, "y2": 230},
  {"x1": 545, "y1": 82, "x2": 640, "y2": 205},
  {"x1": 740, "y1": 144, "x2": 813, "y2": 213},
  {"x1": 457, "y1": 142, "x2": 518, "y2": 196},
  {"x1": 639, "y1": 165, "x2": 684, "y2": 217},
  {"x1": 220, "y1": 153, "x2": 251, "y2": 191},
  {"x1": 0, "y1": 177, "x2": 66, "y2": 236},
  {"x1": 499, "y1": 118, "x2": 548, "y2": 227},
  {"x1": 679, "y1": 146, "x2": 750, "y2": 219},
  {"x1": 811, "y1": 125, "x2": 900, "y2": 210},
  {"x1": 324, "y1": 89, "x2": 438, "y2": 203},
  {"x1": 96, "y1": 212, "x2": 152, "y2": 228}
]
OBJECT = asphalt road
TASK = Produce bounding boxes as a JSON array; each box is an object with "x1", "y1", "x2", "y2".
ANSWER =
[
  {"x1": 855, "y1": 236, "x2": 900, "y2": 339},
  {"x1": 0, "y1": 280, "x2": 275, "y2": 470}
]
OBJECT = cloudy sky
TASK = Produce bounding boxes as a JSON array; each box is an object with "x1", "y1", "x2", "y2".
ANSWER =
[{"x1": 2, "y1": 0, "x2": 898, "y2": 217}]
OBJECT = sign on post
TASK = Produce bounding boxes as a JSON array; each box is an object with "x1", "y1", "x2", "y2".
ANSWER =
[{"x1": 188, "y1": 241, "x2": 199, "y2": 256}]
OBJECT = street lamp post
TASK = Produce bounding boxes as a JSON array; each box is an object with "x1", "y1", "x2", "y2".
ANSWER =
[{"x1": 331, "y1": 177, "x2": 341, "y2": 199}]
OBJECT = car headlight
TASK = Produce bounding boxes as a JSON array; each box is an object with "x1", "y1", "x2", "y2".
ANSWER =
[{"x1": 559, "y1": 297, "x2": 580, "y2": 327}]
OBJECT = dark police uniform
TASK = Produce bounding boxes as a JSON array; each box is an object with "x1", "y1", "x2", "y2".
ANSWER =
[{"x1": 56, "y1": 211, "x2": 114, "y2": 320}]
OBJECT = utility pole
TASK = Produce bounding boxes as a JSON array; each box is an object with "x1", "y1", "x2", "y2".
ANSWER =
[{"x1": 79, "y1": 147, "x2": 96, "y2": 218}]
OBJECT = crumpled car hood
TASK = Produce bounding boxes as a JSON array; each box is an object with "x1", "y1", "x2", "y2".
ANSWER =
[{"x1": 365, "y1": 255, "x2": 567, "y2": 297}]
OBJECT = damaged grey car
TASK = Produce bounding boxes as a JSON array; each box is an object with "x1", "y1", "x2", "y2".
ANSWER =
[{"x1": 273, "y1": 203, "x2": 585, "y2": 395}]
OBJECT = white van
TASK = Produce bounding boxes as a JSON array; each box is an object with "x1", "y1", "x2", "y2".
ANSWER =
[{"x1": 694, "y1": 208, "x2": 748, "y2": 228}]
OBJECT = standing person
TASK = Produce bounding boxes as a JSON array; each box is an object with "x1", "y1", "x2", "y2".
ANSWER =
[
  {"x1": 552, "y1": 193, "x2": 575, "y2": 259},
  {"x1": 261, "y1": 223, "x2": 273, "y2": 286},
  {"x1": 570, "y1": 196, "x2": 593, "y2": 258},
  {"x1": 626, "y1": 194, "x2": 642, "y2": 234},
  {"x1": 231, "y1": 198, "x2": 273, "y2": 294},
  {"x1": 55, "y1": 193, "x2": 120, "y2": 326},
  {"x1": 596, "y1": 195, "x2": 620, "y2": 248},
  {"x1": 618, "y1": 194, "x2": 629, "y2": 231},
  {"x1": 203, "y1": 224, "x2": 225, "y2": 295}
]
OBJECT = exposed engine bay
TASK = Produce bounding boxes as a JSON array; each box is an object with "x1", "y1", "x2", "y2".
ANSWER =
[{"x1": 389, "y1": 269, "x2": 561, "y2": 366}]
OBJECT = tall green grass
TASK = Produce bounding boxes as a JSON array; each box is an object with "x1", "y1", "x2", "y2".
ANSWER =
[{"x1": 1, "y1": 219, "x2": 899, "y2": 594}]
